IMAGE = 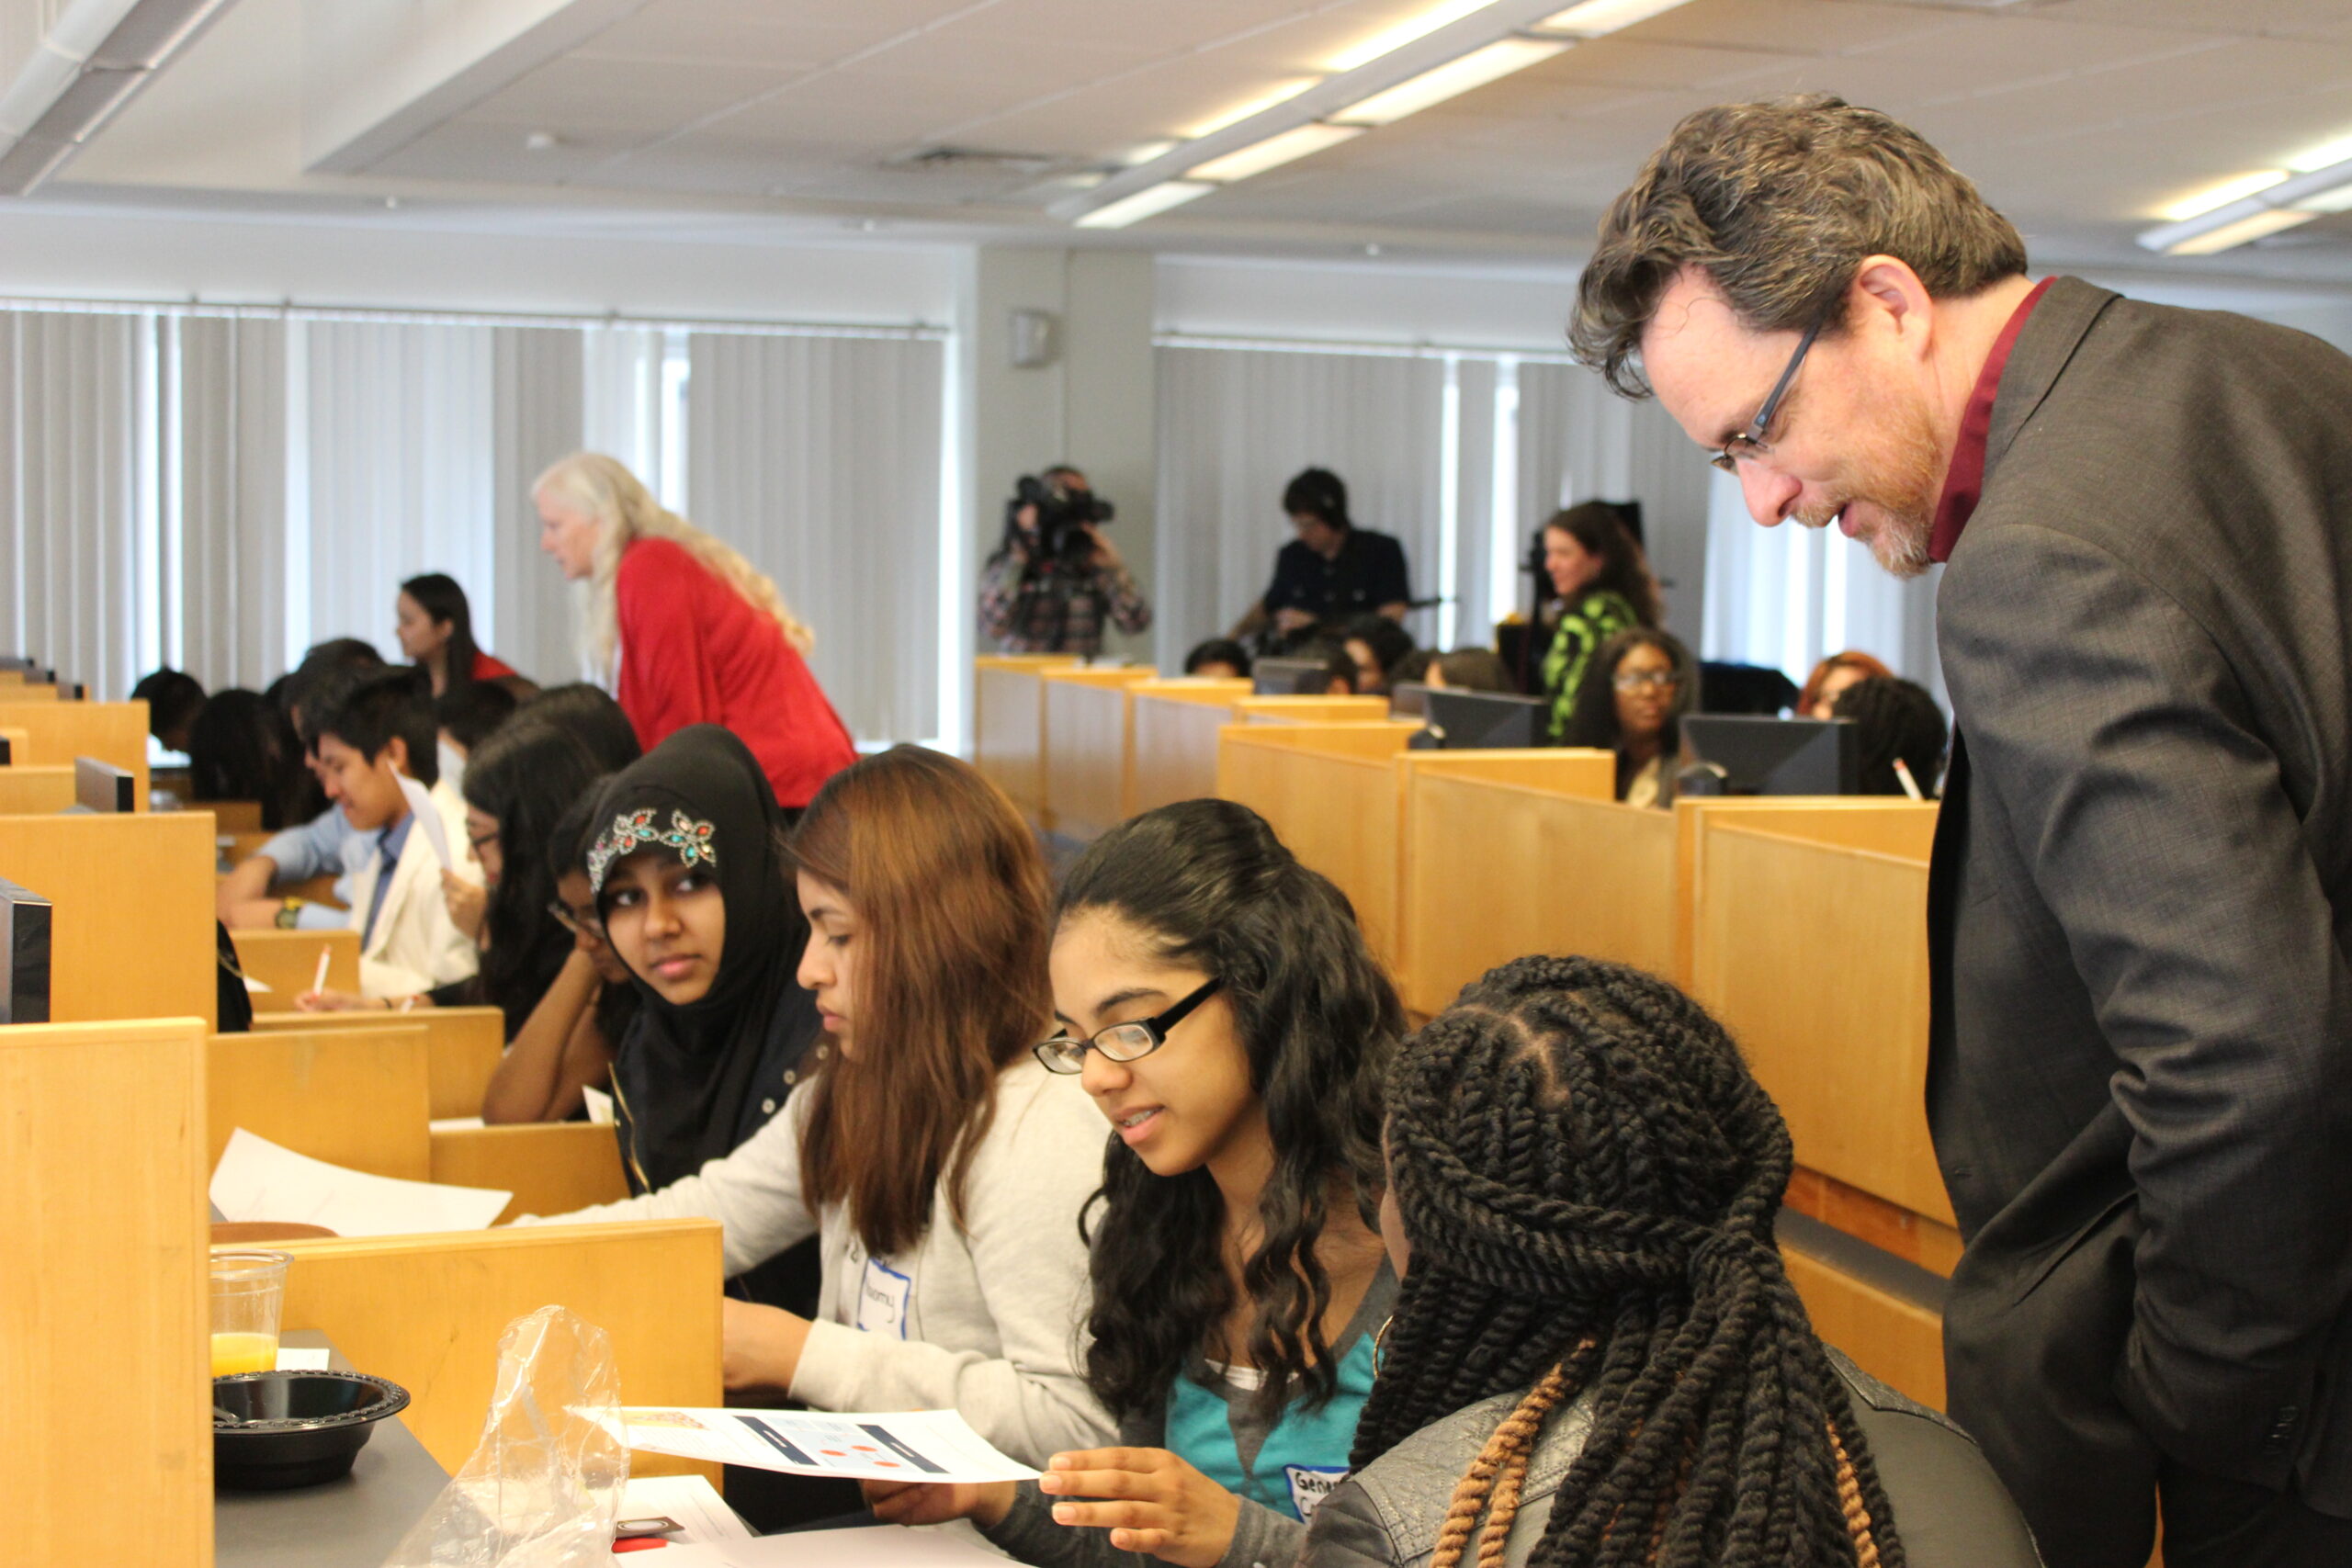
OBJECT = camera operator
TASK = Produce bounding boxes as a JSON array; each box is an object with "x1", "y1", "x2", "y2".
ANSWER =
[{"x1": 977, "y1": 465, "x2": 1152, "y2": 657}]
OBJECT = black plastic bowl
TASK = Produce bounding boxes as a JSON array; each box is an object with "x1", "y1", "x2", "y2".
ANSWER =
[{"x1": 212, "y1": 1370, "x2": 413, "y2": 1490}]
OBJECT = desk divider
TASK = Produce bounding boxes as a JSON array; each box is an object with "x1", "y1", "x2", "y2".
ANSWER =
[
  {"x1": 0, "y1": 811, "x2": 218, "y2": 1027},
  {"x1": 0, "y1": 763, "x2": 74, "y2": 813},
  {"x1": 232, "y1": 927, "x2": 362, "y2": 1010},
  {"x1": 0, "y1": 725, "x2": 27, "y2": 761},
  {"x1": 0, "y1": 700, "x2": 149, "y2": 806},
  {"x1": 1039, "y1": 667, "x2": 1156, "y2": 841},
  {"x1": 1125, "y1": 678, "x2": 1254, "y2": 818},
  {"x1": 253, "y1": 1005, "x2": 505, "y2": 1121},
  {"x1": 274, "y1": 1222, "x2": 725, "y2": 1478},
  {"x1": 973, "y1": 655, "x2": 1081, "y2": 827},
  {"x1": 4, "y1": 682, "x2": 56, "y2": 702},
  {"x1": 208, "y1": 1024, "x2": 434, "y2": 1179},
  {"x1": 1, "y1": 1016, "x2": 211, "y2": 1562},
  {"x1": 431, "y1": 1122, "x2": 631, "y2": 1224}
]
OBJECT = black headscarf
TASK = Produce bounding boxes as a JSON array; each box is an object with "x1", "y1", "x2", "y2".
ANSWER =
[{"x1": 587, "y1": 725, "x2": 821, "y2": 1197}]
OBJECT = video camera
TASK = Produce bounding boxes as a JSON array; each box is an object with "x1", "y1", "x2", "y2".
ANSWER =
[{"x1": 1008, "y1": 473, "x2": 1115, "y2": 564}]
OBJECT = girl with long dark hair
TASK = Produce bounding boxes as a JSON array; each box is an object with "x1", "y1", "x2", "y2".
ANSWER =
[
  {"x1": 1557, "y1": 626, "x2": 1698, "y2": 807},
  {"x1": 1537, "y1": 503, "x2": 1662, "y2": 742},
  {"x1": 396, "y1": 572, "x2": 516, "y2": 696},
  {"x1": 1307, "y1": 955, "x2": 2036, "y2": 1568},
  {"x1": 529, "y1": 743, "x2": 1111, "y2": 1465},
  {"x1": 456, "y1": 719, "x2": 607, "y2": 1031},
  {"x1": 870, "y1": 798, "x2": 1401, "y2": 1568}
]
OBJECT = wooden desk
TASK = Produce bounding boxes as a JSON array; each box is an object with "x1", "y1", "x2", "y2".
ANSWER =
[
  {"x1": 232, "y1": 929, "x2": 362, "y2": 1010},
  {"x1": 0, "y1": 762, "x2": 74, "y2": 814},
  {"x1": 431, "y1": 1122, "x2": 630, "y2": 1224},
  {"x1": 253, "y1": 1006, "x2": 505, "y2": 1121},
  {"x1": 972, "y1": 655, "x2": 1080, "y2": 827},
  {"x1": 0, "y1": 725, "x2": 26, "y2": 762},
  {"x1": 1127, "y1": 679, "x2": 1253, "y2": 818},
  {"x1": 0, "y1": 811, "x2": 218, "y2": 1027},
  {"x1": 1039, "y1": 667, "x2": 1155, "y2": 841},
  {"x1": 209, "y1": 1025, "x2": 434, "y2": 1180},
  {"x1": 1216, "y1": 722, "x2": 1421, "y2": 972},
  {"x1": 202, "y1": 799, "x2": 267, "y2": 834},
  {"x1": 275, "y1": 1222, "x2": 725, "y2": 1475},
  {"x1": 2, "y1": 1016, "x2": 211, "y2": 1562},
  {"x1": 0, "y1": 699, "x2": 150, "y2": 807}
]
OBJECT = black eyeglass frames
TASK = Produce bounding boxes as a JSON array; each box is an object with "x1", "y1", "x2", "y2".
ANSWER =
[
  {"x1": 1709, "y1": 302, "x2": 1837, "y2": 475},
  {"x1": 1034, "y1": 976, "x2": 1225, "y2": 1075}
]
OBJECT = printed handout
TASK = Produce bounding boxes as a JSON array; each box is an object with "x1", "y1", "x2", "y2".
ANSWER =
[
  {"x1": 647, "y1": 1525, "x2": 1010, "y2": 1568},
  {"x1": 209, "y1": 1127, "x2": 512, "y2": 1237},
  {"x1": 621, "y1": 1407, "x2": 1039, "y2": 1485}
]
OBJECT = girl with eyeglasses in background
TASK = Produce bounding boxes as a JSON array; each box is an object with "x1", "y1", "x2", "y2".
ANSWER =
[
  {"x1": 868, "y1": 797, "x2": 1401, "y2": 1568},
  {"x1": 526, "y1": 743, "x2": 1113, "y2": 1474},
  {"x1": 1557, "y1": 626, "x2": 1699, "y2": 808}
]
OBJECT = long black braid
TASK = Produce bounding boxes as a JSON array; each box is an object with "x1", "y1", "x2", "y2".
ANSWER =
[{"x1": 1352, "y1": 955, "x2": 1905, "y2": 1568}]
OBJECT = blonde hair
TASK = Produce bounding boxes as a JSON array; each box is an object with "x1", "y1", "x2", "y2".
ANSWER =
[{"x1": 533, "y1": 451, "x2": 816, "y2": 677}]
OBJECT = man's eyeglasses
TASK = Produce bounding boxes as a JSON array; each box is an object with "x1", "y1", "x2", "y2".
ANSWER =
[
  {"x1": 548, "y1": 900, "x2": 605, "y2": 941},
  {"x1": 1035, "y1": 977, "x2": 1224, "y2": 1076},
  {"x1": 1612, "y1": 669, "x2": 1680, "y2": 693},
  {"x1": 1709, "y1": 303, "x2": 1835, "y2": 475}
]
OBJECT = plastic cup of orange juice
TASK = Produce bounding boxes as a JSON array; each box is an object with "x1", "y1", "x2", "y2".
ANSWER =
[{"x1": 209, "y1": 1250, "x2": 291, "y2": 1378}]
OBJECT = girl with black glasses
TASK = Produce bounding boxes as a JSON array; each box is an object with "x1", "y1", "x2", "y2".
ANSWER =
[{"x1": 869, "y1": 797, "x2": 1402, "y2": 1568}]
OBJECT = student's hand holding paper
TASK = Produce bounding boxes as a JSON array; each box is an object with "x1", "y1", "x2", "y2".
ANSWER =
[
  {"x1": 1036, "y1": 1448, "x2": 1242, "y2": 1568},
  {"x1": 863, "y1": 1477, "x2": 1014, "y2": 1530},
  {"x1": 296, "y1": 987, "x2": 376, "y2": 1012},
  {"x1": 442, "y1": 870, "x2": 486, "y2": 940}
]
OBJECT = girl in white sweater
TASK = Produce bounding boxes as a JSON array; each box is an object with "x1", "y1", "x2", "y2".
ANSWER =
[{"x1": 532, "y1": 745, "x2": 1113, "y2": 1466}]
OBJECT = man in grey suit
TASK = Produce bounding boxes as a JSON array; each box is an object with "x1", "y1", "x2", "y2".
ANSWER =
[{"x1": 1567, "y1": 96, "x2": 2352, "y2": 1568}]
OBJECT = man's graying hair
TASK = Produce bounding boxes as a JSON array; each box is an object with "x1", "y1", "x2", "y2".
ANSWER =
[{"x1": 1570, "y1": 95, "x2": 2028, "y2": 399}]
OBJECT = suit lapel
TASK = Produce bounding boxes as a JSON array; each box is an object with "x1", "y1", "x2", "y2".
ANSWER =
[{"x1": 1983, "y1": 276, "x2": 2117, "y2": 482}]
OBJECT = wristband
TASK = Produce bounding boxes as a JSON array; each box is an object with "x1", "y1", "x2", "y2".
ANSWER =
[{"x1": 274, "y1": 898, "x2": 302, "y2": 930}]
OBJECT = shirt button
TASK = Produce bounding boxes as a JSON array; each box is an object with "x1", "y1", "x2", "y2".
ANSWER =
[
  {"x1": 761, "y1": 1098, "x2": 777, "y2": 1114},
  {"x1": 784, "y1": 1071, "x2": 797, "y2": 1086}
]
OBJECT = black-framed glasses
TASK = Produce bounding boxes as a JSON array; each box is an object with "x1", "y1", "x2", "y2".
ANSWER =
[
  {"x1": 1035, "y1": 977, "x2": 1224, "y2": 1076},
  {"x1": 1709, "y1": 304, "x2": 1834, "y2": 475},
  {"x1": 1612, "y1": 669, "x2": 1679, "y2": 693},
  {"x1": 548, "y1": 899, "x2": 605, "y2": 940}
]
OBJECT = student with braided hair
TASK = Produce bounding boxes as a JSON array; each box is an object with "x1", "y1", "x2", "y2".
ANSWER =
[
  {"x1": 866, "y1": 798, "x2": 1401, "y2": 1568},
  {"x1": 1306, "y1": 955, "x2": 2040, "y2": 1568}
]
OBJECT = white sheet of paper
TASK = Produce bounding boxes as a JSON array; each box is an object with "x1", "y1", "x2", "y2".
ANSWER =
[
  {"x1": 274, "y1": 1346, "x2": 332, "y2": 1371},
  {"x1": 427, "y1": 1116, "x2": 484, "y2": 1133},
  {"x1": 209, "y1": 1127, "x2": 511, "y2": 1237},
  {"x1": 243, "y1": 975, "x2": 272, "y2": 994},
  {"x1": 621, "y1": 1408, "x2": 1039, "y2": 1485},
  {"x1": 619, "y1": 1474, "x2": 754, "y2": 1546},
  {"x1": 649, "y1": 1526, "x2": 1009, "y2": 1568},
  {"x1": 396, "y1": 773, "x2": 455, "y2": 873},
  {"x1": 582, "y1": 1084, "x2": 616, "y2": 1125}
]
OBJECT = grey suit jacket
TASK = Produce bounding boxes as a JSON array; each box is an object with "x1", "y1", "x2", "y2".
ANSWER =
[
  {"x1": 1928, "y1": 276, "x2": 2352, "y2": 1564},
  {"x1": 1301, "y1": 1350, "x2": 2040, "y2": 1568}
]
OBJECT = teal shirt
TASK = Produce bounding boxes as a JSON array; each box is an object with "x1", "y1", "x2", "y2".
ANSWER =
[{"x1": 1160, "y1": 1268, "x2": 1394, "y2": 1524}]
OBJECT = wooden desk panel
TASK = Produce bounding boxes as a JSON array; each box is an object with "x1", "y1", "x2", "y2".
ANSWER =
[
  {"x1": 208, "y1": 1025, "x2": 434, "y2": 1179},
  {"x1": 1040, "y1": 668, "x2": 1153, "y2": 841},
  {"x1": 1690, "y1": 823, "x2": 1951, "y2": 1226},
  {"x1": 0, "y1": 811, "x2": 217, "y2": 1027},
  {"x1": 253, "y1": 1006, "x2": 505, "y2": 1122},
  {"x1": 275, "y1": 1222, "x2": 725, "y2": 1476},
  {"x1": 1236, "y1": 695, "x2": 1391, "y2": 725},
  {"x1": 1217, "y1": 724, "x2": 1419, "y2": 973},
  {"x1": 0, "y1": 725, "x2": 26, "y2": 761},
  {"x1": 431, "y1": 1122, "x2": 630, "y2": 1225},
  {"x1": 1671, "y1": 799, "x2": 1939, "y2": 984},
  {"x1": 1783, "y1": 1247, "x2": 1945, "y2": 1410},
  {"x1": 232, "y1": 928, "x2": 362, "y2": 1010},
  {"x1": 0, "y1": 700, "x2": 149, "y2": 807},
  {"x1": 973, "y1": 656, "x2": 1080, "y2": 825},
  {"x1": 1127, "y1": 680, "x2": 1251, "y2": 817},
  {"x1": 0, "y1": 763, "x2": 73, "y2": 814},
  {"x1": 1, "y1": 1017, "x2": 211, "y2": 1562}
]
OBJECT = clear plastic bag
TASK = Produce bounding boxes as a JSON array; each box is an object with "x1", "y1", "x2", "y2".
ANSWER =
[{"x1": 381, "y1": 1304, "x2": 629, "y2": 1567}]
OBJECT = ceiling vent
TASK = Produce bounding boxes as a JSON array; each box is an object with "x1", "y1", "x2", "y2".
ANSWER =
[{"x1": 884, "y1": 146, "x2": 1071, "y2": 177}]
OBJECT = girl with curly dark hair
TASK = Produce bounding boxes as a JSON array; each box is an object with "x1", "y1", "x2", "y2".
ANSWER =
[
  {"x1": 868, "y1": 798, "x2": 1403, "y2": 1568},
  {"x1": 1306, "y1": 955, "x2": 2037, "y2": 1568}
]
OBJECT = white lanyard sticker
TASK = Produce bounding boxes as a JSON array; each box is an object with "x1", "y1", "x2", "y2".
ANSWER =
[
  {"x1": 1286, "y1": 1464, "x2": 1349, "y2": 1521},
  {"x1": 855, "y1": 1257, "x2": 913, "y2": 1339}
]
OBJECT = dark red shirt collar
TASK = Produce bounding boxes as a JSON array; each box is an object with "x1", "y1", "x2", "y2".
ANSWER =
[{"x1": 1928, "y1": 276, "x2": 2053, "y2": 562}]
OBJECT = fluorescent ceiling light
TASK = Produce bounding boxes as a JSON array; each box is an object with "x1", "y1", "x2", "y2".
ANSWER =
[
  {"x1": 2294, "y1": 183, "x2": 2352, "y2": 215},
  {"x1": 1535, "y1": 0, "x2": 1693, "y2": 36},
  {"x1": 2161, "y1": 209, "x2": 2314, "y2": 256},
  {"x1": 1182, "y1": 81, "x2": 1322, "y2": 141},
  {"x1": 1074, "y1": 180, "x2": 1216, "y2": 230},
  {"x1": 1331, "y1": 37, "x2": 1569, "y2": 126},
  {"x1": 1328, "y1": 0, "x2": 1500, "y2": 73},
  {"x1": 2289, "y1": 134, "x2": 2352, "y2": 174},
  {"x1": 1187, "y1": 123, "x2": 1363, "y2": 183},
  {"x1": 2158, "y1": 171, "x2": 2288, "y2": 222}
]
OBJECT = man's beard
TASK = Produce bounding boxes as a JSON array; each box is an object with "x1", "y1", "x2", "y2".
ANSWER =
[{"x1": 1793, "y1": 399, "x2": 1942, "y2": 580}]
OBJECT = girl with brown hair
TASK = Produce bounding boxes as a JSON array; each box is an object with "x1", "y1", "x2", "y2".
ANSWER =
[{"x1": 534, "y1": 743, "x2": 1114, "y2": 1466}]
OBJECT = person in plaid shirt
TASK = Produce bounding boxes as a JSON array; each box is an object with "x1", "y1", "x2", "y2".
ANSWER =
[{"x1": 978, "y1": 467, "x2": 1152, "y2": 657}]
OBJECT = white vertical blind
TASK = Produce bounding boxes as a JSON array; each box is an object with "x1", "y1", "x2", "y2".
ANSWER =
[
  {"x1": 0, "y1": 310, "x2": 150, "y2": 695},
  {"x1": 174, "y1": 316, "x2": 288, "y2": 691},
  {"x1": 1449, "y1": 355, "x2": 1497, "y2": 651},
  {"x1": 686, "y1": 331, "x2": 946, "y2": 743},
  {"x1": 300, "y1": 321, "x2": 497, "y2": 661},
  {"x1": 491, "y1": 326, "x2": 586, "y2": 685},
  {"x1": 1153, "y1": 345, "x2": 1445, "y2": 668}
]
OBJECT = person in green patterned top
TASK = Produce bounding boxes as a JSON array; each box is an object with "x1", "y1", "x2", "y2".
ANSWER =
[{"x1": 1536, "y1": 502, "x2": 1663, "y2": 743}]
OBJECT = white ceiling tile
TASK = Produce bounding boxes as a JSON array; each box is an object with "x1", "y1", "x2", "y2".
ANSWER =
[{"x1": 464, "y1": 54, "x2": 799, "y2": 138}]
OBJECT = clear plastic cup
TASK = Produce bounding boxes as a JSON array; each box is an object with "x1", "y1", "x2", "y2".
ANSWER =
[{"x1": 209, "y1": 1249, "x2": 291, "y2": 1378}]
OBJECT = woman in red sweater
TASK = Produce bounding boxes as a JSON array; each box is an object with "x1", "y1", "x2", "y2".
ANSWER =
[{"x1": 531, "y1": 453, "x2": 855, "y2": 810}]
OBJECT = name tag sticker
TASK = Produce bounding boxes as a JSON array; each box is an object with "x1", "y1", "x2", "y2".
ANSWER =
[
  {"x1": 855, "y1": 1257, "x2": 913, "y2": 1338},
  {"x1": 1285, "y1": 1464, "x2": 1348, "y2": 1521}
]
